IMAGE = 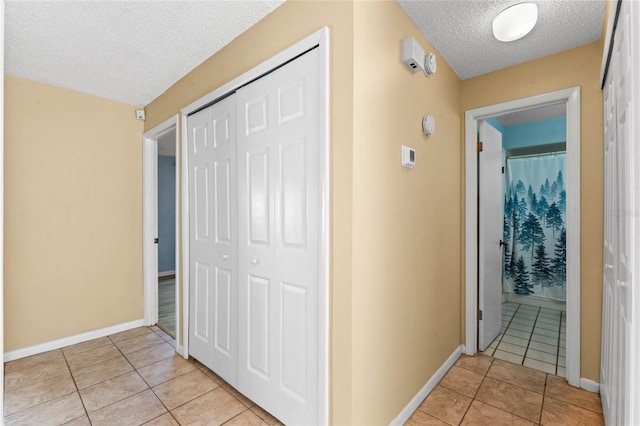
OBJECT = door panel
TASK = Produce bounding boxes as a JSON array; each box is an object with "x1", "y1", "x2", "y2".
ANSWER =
[
  {"x1": 188, "y1": 96, "x2": 238, "y2": 386},
  {"x1": 280, "y1": 139, "x2": 307, "y2": 248},
  {"x1": 478, "y1": 121, "x2": 504, "y2": 351},
  {"x1": 237, "y1": 49, "x2": 319, "y2": 425},
  {"x1": 248, "y1": 149, "x2": 271, "y2": 245},
  {"x1": 188, "y1": 108, "x2": 214, "y2": 367},
  {"x1": 248, "y1": 274, "x2": 271, "y2": 378}
]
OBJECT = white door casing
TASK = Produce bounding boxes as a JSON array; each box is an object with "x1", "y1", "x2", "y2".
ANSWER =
[
  {"x1": 143, "y1": 115, "x2": 180, "y2": 352},
  {"x1": 478, "y1": 121, "x2": 504, "y2": 351},
  {"x1": 237, "y1": 48, "x2": 320, "y2": 426},
  {"x1": 464, "y1": 87, "x2": 581, "y2": 387}
]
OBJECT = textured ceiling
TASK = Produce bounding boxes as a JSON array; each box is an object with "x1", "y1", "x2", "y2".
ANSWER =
[
  {"x1": 6, "y1": 1, "x2": 604, "y2": 106},
  {"x1": 397, "y1": 0, "x2": 605, "y2": 80},
  {"x1": 5, "y1": 1, "x2": 284, "y2": 106}
]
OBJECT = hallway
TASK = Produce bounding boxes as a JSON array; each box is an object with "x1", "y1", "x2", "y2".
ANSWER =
[{"x1": 3, "y1": 326, "x2": 280, "y2": 425}]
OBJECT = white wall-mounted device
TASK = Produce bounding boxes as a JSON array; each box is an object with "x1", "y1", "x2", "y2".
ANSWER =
[
  {"x1": 402, "y1": 37, "x2": 425, "y2": 73},
  {"x1": 401, "y1": 145, "x2": 416, "y2": 168},
  {"x1": 424, "y1": 53, "x2": 437, "y2": 75},
  {"x1": 135, "y1": 109, "x2": 146, "y2": 120},
  {"x1": 422, "y1": 115, "x2": 435, "y2": 135}
]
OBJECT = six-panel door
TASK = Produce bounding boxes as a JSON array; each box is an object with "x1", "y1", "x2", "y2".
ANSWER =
[
  {"x1": 237, "y1": 49, "x2": 319, "y2": 426},
  {"x1": 187, "y1": 48, "x2": 320, "y2": 425}
]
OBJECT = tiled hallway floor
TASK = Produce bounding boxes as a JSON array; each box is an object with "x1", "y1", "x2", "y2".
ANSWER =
[
  {"x1": 3, "y1": 326, "x2": 281, "y2": 425},
  {"x1": 406, "y1": 354, "x2": 604, "y2": 425},
  {"x1": 481, "y1": 302, "x2": 566, "y2": 376}
]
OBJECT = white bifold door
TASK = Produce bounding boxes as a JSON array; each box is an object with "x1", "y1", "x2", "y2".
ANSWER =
[
  {"x1": 188, "y1": 48, "x2": 320, "y2": 425},
  {"x1": 601, "y1": 1, "x2": 635, "y2": 424},
  {"x1": 188, "y1": 95, "x2": 238, "y2": 386}
]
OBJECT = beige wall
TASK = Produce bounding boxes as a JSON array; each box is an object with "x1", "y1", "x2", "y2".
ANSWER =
[
  {"x1": 144, "y1": 1, "x2": 356, "y2": 423},
  {"x1": 351, "y1": 2, "x2": 462, "y2": 424},
  {"x1": 145, "y1": 1, "x2": 463, "y2": 423},
  {"x1": 461, "y1": 41, "x2": 604, "y2": 382},
  {"x1": 4, "y1": 75, "x2": 144, "y2": 351}
]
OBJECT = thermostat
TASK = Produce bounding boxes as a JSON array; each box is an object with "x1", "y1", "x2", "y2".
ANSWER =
[{"x1": 402, "y1": 145, "x2": 416, "y2": 168}]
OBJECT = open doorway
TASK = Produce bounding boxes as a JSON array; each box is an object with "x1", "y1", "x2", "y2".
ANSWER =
[
  {"x1": 157, "y1": 129, "x2": 177, "y2": 336},
  {"x1": 479, "y1": 104, "x2": 567, "y2": 376},
  {"x1": 143, "y1": 115, "x2": 180, "y2": 350},
  {"x1": 465, "y1": 87, "x2": 583, "y2": 388}
]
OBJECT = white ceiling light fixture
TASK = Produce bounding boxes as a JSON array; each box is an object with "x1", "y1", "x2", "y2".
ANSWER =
[{"x1": 492, "y1": 2, "x2": 538, "y2": 42}]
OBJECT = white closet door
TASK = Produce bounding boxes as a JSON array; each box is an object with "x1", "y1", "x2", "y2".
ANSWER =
[
  {"x1": 601, "y1": 2, "x2": 634, "y2": 424},
  {"x1": 237, "y1": 49, "x2": 319, "y2": 425},
  {"x1": 613, "y1": 2, "x2": 632, "y2": 423},
  {"x1": 188, "y1": 96, "x2": 239, "y2": 385},
  {"x1": 188, "y1": 107, "x2": 215, "y2": 368},
  {"x1": 601, "y1": 54, "x2": 617, "y2": 424}
]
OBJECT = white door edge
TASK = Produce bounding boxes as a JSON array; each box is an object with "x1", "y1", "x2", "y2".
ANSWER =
[
  {"x1": 180, "y1": 27, "x2": 330, "y2": 423},
  {"x1": 142, "y1": 114, "x2": 180, "y2": 347},
  {"x1": 464, "y1": 87, "x2": 581, "y2": 387}
]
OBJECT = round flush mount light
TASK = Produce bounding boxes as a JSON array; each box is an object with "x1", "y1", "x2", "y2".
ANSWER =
[{"x1": 492, "y1": 2, "x2": 538, "y2": 42}]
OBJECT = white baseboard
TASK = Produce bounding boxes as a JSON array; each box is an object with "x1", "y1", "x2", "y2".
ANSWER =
[
  {"x1": 4, "y1": 319, "x2": 145, "y2": 362},
  {"x1": 390, "y1": 345, "x2": 463, "y2": 425},
  {"x1": 158, "y1": 270, "x2": 176, "y2": 278},
  {"x1": 581, "y1": 378, "x2": 600, "y2": 394}
]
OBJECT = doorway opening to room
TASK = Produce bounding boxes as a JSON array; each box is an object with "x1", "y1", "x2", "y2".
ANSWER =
[
  {"x1": 464, "y1": 87, "x2": 582, "y2": 387},
  {"x1": 156, "y1": 129, "x2": 177, "y2": 337},
  {"x1": 143, "y1": 115, "x2": 180, "y2": 348},
  {"x1": 479, "y1": 104, "x2": 567, "y2": 376}
]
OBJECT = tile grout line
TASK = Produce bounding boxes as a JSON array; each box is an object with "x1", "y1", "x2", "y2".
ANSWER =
[
  {"x1": 141, "y1": 327, "x2": 255, "y2": 425},
  {"x1": 555, "y1": 313, "x2": 563, "y2": 375},
  {"x1": 493, "y1": 303, "x2": 520, "y2": 357},
  {"x1": 59, "y1": 348, "x2": 92, "y2": 425},
  {"x1": 522, "y1": 306, "x2": 542, "y2": 368}
]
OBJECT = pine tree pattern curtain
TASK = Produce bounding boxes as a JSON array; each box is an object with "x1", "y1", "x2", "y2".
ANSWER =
[{"x1": 503, "y1": 153, "x2": 567, "y2": 301}]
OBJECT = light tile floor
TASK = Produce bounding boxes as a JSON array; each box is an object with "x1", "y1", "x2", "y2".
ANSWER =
[
  {"x1": 481, "y1": 302, "x2": 566, "y2": 376},
  {"x1": 3, "y1": 326, "x2": 281, "y2": 426},
  {"x1": 405, "y1": 354, "x2": 604, "y2": 425}
]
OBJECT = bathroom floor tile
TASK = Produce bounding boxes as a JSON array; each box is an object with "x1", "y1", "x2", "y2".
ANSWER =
[{"x1": 492, "y1": 350, "x2": 524, "y2": 365}]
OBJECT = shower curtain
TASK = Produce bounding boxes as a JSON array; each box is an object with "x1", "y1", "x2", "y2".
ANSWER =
[{"x1": 503, "y1": 153, "x2": 566, "y2": 301}]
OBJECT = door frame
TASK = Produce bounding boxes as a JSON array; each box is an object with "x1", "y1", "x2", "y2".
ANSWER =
[
  {"x1": 464, "y1": 87, "x2": 581, "y2": 387},
  {"x1": 142, "y1": 115, "x2": 180, "y2": 347},
  {"x1": 180, "y1": 27, "x2": 330, "y2": 424}
]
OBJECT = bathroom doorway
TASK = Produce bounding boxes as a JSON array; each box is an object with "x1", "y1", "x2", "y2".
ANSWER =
[{"x1": 465, "y1": 87, "x2": 581, "y2": 387}]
